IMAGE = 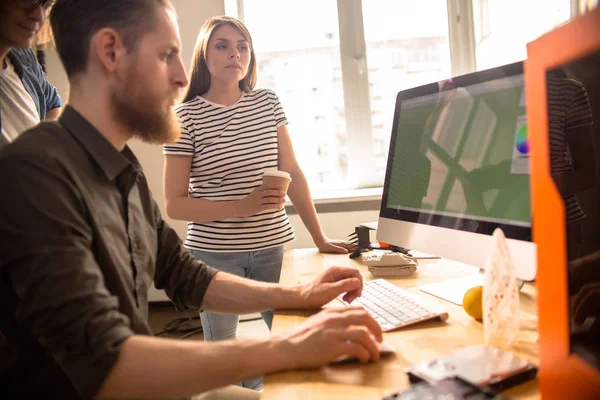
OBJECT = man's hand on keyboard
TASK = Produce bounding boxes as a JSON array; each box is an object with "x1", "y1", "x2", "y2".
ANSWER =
[
  {"x1": 299, "y1": 266, "x2": 364, "y2": 308},
  {"x1": 275, "y1": 307, "x2": 383, "y2": 368}
]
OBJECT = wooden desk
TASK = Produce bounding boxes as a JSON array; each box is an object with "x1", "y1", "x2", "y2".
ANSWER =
[{"x1": 263, "y1": 249, "x2": 540, "y2": 400}]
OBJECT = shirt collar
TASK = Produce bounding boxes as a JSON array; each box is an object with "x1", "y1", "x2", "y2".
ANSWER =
[
  {"x1": 59, "y1": 106, "x2": 142, "y2": 181},
  {"x1": 6, "y1": 49, "x2": 24, "y2": 78}
]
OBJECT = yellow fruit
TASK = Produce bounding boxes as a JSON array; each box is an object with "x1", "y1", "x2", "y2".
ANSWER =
[{"x1": 463, "y1": 285, "x2": 483, "y2": 320}]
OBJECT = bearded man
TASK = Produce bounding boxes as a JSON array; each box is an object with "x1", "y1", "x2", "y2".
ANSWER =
[{"x1": 0, "y1": 1, "x2": 382, "y2": 399}]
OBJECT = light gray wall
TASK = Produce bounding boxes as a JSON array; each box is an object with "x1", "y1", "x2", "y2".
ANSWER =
[{"x1": 174, "y1": 0, "x2": 226, "y2": 73}]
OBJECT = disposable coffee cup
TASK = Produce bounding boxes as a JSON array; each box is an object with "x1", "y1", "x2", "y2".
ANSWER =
[{"x1": 262, "y1": 170, "x2": 292, "y2": 194}]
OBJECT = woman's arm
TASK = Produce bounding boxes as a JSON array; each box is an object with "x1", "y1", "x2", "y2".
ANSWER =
[
  {"x1": 163, "y1": 154, "x2": 285, "y2": 222},
  {"x1": 277, "y1": 125, "x2": 353, "y2": 253},
  {"x1": 45, "y1": 107, "x2": 61, "y2": 120}
]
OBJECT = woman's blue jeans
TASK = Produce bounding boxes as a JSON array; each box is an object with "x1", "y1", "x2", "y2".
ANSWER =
[{"x1": 190, "y1": 246, "x2": 284, "y2": 391}]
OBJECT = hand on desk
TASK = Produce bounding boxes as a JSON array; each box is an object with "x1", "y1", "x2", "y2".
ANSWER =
[
  {"x1": 275, "y1": 307, "x2": 383, "y2": 368},
  {"x1": 315, "y1": 237, "x2": 357, "y2": 254},
  {"x1": 300, "y1": 266, "x2": 364, "y2": 307}
]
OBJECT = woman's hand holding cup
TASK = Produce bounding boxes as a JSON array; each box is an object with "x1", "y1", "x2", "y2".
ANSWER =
[{"x1": 239, "y1": 171, "x2": 291, "y2": 216}]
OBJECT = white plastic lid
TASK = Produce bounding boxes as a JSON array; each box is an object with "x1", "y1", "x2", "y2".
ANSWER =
[{"x1": 262, "y1": 170, "x2": 291, "y2": 180}]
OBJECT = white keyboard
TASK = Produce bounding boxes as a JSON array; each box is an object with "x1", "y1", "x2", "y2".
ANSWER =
[{"x1": 341, "y1": 279, "x2": 449, "y2": 332}]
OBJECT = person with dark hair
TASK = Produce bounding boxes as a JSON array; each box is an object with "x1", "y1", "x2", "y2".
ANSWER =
[
  {"x1": 0, "y1": 1, "x2": 382, "y2": 399},
  {"x1": 0, "y1": 0, "x2": 61, "y2": 146},
  {"x1": 163, "y1": 18, "x2": 355, "y2": 391}
]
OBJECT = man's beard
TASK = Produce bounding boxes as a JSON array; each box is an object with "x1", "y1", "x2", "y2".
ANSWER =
[{"x1": 111, "y1": 68, "x2": 181, "y2": 144}]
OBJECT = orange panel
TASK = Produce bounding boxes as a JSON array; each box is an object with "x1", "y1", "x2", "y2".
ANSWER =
[{"x1": 526, "y1": 8, "x2": 600, "y2": 399}]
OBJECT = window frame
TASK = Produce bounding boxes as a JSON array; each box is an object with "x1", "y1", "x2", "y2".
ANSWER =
[{"x1": 226, "y1": 0, "x2": 576, "y2": 195}]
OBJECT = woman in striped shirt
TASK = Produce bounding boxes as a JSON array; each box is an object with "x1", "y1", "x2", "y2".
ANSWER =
[{"x1": 162, "y1": 16, "x2": 353, "y2": 390}]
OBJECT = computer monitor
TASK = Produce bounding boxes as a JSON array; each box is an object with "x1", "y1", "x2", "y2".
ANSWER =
[
  {"x1": 377, "y1": 61, "x2": 537, "y2": 287},
  {"x1": 527, "y1": 7, "x2": 600, "y2": 398}
]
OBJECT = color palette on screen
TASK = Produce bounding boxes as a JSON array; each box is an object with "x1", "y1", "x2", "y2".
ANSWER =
[{"x1": 515, "y1": 124, "x2": 529, "y2": 154}]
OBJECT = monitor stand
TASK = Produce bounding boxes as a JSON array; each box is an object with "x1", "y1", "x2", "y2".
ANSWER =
[{"x1": 419, "y1": 269, "x2": 525, "y2": 306}]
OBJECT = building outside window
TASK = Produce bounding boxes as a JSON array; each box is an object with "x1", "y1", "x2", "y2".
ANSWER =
[{"x1": 227, "y1": 0, "x2": 573, "y2": 195}]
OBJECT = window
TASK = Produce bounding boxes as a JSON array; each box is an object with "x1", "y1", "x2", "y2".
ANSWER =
[
  {"x1": 242, "y1": 0, "x2": 350, "y2": 192},
  {"x1": 227, "y1": 0, "x2": 574, "y2": 195},
  {"x1": 473, "y1": 0, "x2": 571, "y2": 71},
  {"x1": 362, "y1": 0, "x2": 452, "y2": 182}
]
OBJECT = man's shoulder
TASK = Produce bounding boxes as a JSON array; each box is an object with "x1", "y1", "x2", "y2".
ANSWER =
[
  {"x1": 8, "y1": 48, "x2": 38, "y2": 68},
  {"x1": 0, "y1": 122, "x2": 75, "y2": 168}
]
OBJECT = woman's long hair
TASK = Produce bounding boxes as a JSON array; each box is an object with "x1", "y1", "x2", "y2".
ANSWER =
[{"x1": 182, "y1": 16, "x2": 257, "y2": 103}]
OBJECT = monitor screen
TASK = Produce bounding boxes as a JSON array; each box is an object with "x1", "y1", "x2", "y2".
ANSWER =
[{"x1": 381, "y1": 62, "x2": 532, "y2": 242}]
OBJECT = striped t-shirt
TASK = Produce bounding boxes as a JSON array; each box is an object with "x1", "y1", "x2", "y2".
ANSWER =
[
  {"x1": 547, "y1": 72, "x2": 594, "y2": 224},
  {"x1": 163, "y1": 89, "x2": 295, "y2": 252}
]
